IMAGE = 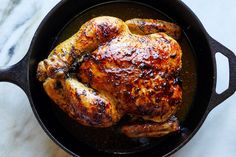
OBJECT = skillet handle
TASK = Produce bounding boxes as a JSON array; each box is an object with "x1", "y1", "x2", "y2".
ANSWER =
[
  {"x1": 208, "y1": 36, "x2": 236, "y2": 110},
  {"x1": 0, "y1": 54, "x2": 29, "y2": 92}
]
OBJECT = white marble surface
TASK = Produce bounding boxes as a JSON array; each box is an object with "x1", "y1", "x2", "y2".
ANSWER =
[{"x1": 0, "y1": 0, "x2": 235, "y2": 157}]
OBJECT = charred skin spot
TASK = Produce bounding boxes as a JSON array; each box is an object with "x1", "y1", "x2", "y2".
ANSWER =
[
  {"x1": 149, "y1": 90, "x2": 155, "y2": 96},
  {"x1": 54, "y1": 80, "x2": 63, "y2": 90},
  {"x1": 155, "y1": 97, "x2": 161, "y2": 103},
  {"x1": 124, "y1": 91, "x2": 131, "y2": 97},
  {"x1": 70, "y1": 46, "x2": 77, "y2": 60},
  {"x1": 76, "y1": 92, "x2": 82, "y2": 101},
  {"x1": 139, "y1": 20, "x2": 146, "y2": 32},
  {"x1": 156, "y1": 28, "x2": 166, "y2": 32},
  {"x1": 136, "y1": 104, "x2": 157, "y2": 116},
  {"x1": 69, "y1": 60, "x2": 81, "y2": 73},
  {"x1": 95, "y1": 99, "x2": 106, "y2": 112},
  {"x1": 82, "y1": 53, "x2": 91, "y2": 61},
  {"x1": 139, "y1": 62, "x2": 151, "y2": 70},
  {"x1": 170, "y1": 53, "x2": 177, "y2": 59},
  {"x1": 82, "y1": 90, "x2": 87, "y2": 96},
  {"x1": 88, "y1": 70, "x2": 93, "y2": 83},
  {"x1": 134, "y1": 88, "x2": 140, "y2": 94}
]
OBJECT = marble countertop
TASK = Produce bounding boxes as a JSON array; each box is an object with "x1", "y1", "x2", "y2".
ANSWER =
[{"x1": 0, "y1": 0, "x2": 235, "y2": 157}]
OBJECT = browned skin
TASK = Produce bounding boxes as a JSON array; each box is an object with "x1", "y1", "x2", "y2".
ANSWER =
[
  {"x1": 125, "y1": 18, "x2": 182, "y2": 40},
  {"x1": 121, "y1": 118, "x2": 180, "y2": 138},
  {"x1": 37, "y1": 16, "x2": 182, "y2": 138},
  {"x1": 43, "y1": 78, "x2": 121, "y2": 127}
]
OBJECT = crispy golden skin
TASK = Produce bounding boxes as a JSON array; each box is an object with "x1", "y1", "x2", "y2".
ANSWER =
[
  {"x1": 37, "y1": 16, "x2": 182, "y2": 137},
  {"x1": 121, "y1": 118, "x2": 180, "y2": 138},
  {"x1": 43, "y1": 78, "x2": 121, "y2": 127},
  {"x1": 125, "y1": 18, "x2": 181, "y2": 40},
  {"x1": 79, "y1": 32, "x2": 182, "y2": 122}
]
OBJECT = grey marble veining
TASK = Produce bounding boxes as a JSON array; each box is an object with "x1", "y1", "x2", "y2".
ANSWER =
[
  {"x1": 0, "y1": 0, "x2": 60, "y2": 66},
  {"x1": 0, "y1": 0, "x2": 235, "y2": 157}
]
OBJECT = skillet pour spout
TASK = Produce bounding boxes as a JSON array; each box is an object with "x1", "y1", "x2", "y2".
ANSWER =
[{"x1": 0, "y1": 0, "x2": 235, "y2": 157}]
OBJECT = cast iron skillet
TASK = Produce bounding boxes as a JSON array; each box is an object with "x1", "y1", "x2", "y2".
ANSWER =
[{"x1": 0, "y1": 0, "x2": 235, "y2": 156}]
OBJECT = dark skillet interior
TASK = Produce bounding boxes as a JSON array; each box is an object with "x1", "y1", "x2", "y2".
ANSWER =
[{"x1": 29, "y1": 0, "x2": 214, "y2": 156}]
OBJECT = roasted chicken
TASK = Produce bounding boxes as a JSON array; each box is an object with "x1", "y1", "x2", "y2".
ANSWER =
[{"x1": 37, "y1": 16, "x2": 182, "y2": 138}]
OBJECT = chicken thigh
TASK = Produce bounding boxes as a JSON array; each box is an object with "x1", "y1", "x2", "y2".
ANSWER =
[{"x1": 37, "y1": 16, "x2": 182, "y2": 138}]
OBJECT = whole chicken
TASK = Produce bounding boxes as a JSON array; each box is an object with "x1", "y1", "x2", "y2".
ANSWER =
[{"x1": 37, "y1": 16, "x2": 182, "y2": 138}]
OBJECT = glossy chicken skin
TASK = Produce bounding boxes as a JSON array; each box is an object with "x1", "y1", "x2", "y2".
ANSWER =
[{"x1": 37, "y1": 16, "x2": 182, "y2": 138}]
